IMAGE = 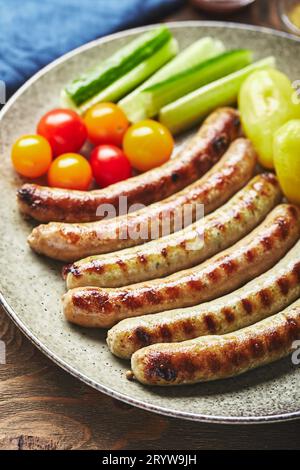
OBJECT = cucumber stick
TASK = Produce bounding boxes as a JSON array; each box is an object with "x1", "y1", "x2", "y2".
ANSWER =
[
  {"x1": 61, "y1": 38, "x2": 178, "y2": 114},
  {"x1": 159, "y1": 56, "x2": 276, "y2": 135},
  {"x1": 64, "y1": 26, "x2": 173, "y2": 108},
  {"x1": 130, "y1": 49, "x2": 252, "y2": 121},
  {"x1": 119, "y1": 37, "x2": 225, "y2": 122}
]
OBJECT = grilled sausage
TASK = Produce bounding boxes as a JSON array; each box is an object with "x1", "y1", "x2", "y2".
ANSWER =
[
  {"x1": 63, "y1": 204, "x2": 300, "y2": 328},
  {"x1": 66, "y1": 173, "x2": 281, "y2": 289},
  {"x1": 131, "y1": 299, "x2": 300, "y2": 386},
  {"x1": 29, "y1": 137, "x2": 253, "y2": 262},
  {"x1": 107, "y1": 241, "x2": 300, "y2": 358},
  {"x1": 18, "y1": 107, "x2": 241, "y2": 223}
]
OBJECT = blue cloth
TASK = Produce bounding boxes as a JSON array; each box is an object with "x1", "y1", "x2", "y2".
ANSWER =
[{"x1": 0, "y1": 0, "x2": 183, "y2": 96}]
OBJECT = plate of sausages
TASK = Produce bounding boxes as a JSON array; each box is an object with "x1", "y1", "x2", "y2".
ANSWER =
[{"x1": 1, "y1": 21, "x2": 300, "y2": 423}]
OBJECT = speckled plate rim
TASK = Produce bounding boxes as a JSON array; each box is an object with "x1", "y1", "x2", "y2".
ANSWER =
[{"x1": 1, "y1": 21, "x2": 300, "y2": 425}]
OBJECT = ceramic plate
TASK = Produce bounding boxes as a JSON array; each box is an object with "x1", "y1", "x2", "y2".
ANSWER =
[{"x1": 1, "y1": 22, "x2": 300, "y2": 424}]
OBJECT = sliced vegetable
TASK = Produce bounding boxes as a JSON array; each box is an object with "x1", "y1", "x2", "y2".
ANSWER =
[
  {"x1": 123, "y1": 120, "x2": 174, "y2": 172},
  {"x1": 159, "y1": 56, "x2": 276, "y2": 135},
  {"x1": 274, "y1": 119, "x2": 300, "y2": 204},
  {"x1": 239, "y1": 69, "x2": 300, "y2": 169},
  {"x1": 119, "y1": 37, "x2": 225, "y2": 122},
  {"x1": 130, "y1": 49, "x2": 252, "y2": 122},
  {"x1": 62, "y1": 38, "x2": 178, "y2": 115},
  {"x1": 37, "y1": 108, "x2": 87, "y2": 157},
  {"x1": 48, "y1": 153, "x2": 92, "y2": 190},
  {"x1": 84, "y1": 103, "x2": 129, "y2": 146},
  {"x1": 90, "y1": 145, "x2": 132, "y2": 188},
  {"x1": 63, "y1": 26, "x2": 175, "y2": 109},
  {"x1": 11, "y1": 135, "x2": 52, "y2": 178}
]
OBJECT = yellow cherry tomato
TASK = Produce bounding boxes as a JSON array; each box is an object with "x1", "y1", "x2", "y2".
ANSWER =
[
  {"x1": 48, "y1": 153, "x2": 92, "y2": 190},
  {"x1": 84, "y1": 102, "x2": 129, "y2": 146},
  {"x1": 123, "y1": 120, "x2": 174, "y2": 172},
  {"x1": 274, "y1": 119, "x2": 300, "y2": 205},
  {"x1": 11, "y1": 135, "x2": 52, "y2": 178},
  {"x1": 239, "y1": 69, "x2": 300, "y2": 169}
]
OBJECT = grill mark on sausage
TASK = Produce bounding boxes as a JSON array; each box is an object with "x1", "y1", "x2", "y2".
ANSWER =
[
  {"x1": 171, "y1": 173, "x2": 179, "y2": 183},
  {"x1": 277, "y1": 276, "x2": 290, "y2": 296},
  {"x1": 187, "y1": 278, "x2": 204, "y2": 290},
  {"x1": 166, "y1": 285, "x2": 181, "y2": 299},
  {"x1": 233, "y1": 115, "x2": 241, "y2": 130},
  {"x1": 276, "y1": 217, "x2": 290, "y2": 240},
  {"x1": 259, "y1": 288, "x2": 272, "y2": 307},
  {"x1": 138, "y1": 254, "x2": 148, "y2": 265},
  {"x1": 207, "y1": 268, "x2": 221, "y2": 283},
  {"x1": 60, "y1": 228, "x2": 81, "y2": 244},
  {"x1": 260, "y1": 235, "x2": 273, "y2": 251},
  {"x1": 288, "y1": 205, "x2": 298, "y2": 219},
  {"x1": 182, "y1": 320, "x2": 195, "y2": 336},
  {"x1": 179, "y1": 240, "x2": 187, "y2": 250},
  {"x1": 212, "y1": 135, "x2": 229, "y2": 155},
  {"x1": 286, "y1": 317, "x2": 299, "y2": 341},
  {"x1": 206, "y1": 352, "x2": 221, "y2": 373},
  {"x1": 204, "y1": 314, "x2": 217, "y2": 333},
  {"x1": 144, "y1": 289, "x2": 163, "y2": 305},
  {"x1": 146, "y1": 354, "x2": 177, "y2": 382},
  {"x1": 135, "y1": 327, "x2": 151, "y2": 347},
  {"x1": 72, "y1": 290, "x2": 112, "y2": 312},
  {"x1": 222, "y1": 307, "x2": 235, "y2": 323},
  {"x1": 267, "y1": 330, "x2": 284, "y2": 352},
  {"x1": 245, "y1": 249, "x2": 256, "y2": 263},
  {"x1": 119, "y1": 292, "x2": 143, "y2": 310},
  {"x1": 241, "y1": 298, "x2": 253, "y2": 315},
  {"x1": 159, "y1": 325, "x2": 173, "y2": 341},
  {"x1": 86, "y1": 261, "x2": 105, "y2": 274},
  {"x1": 116, "y1": 259, "x2": 127, "y2": 271},
  {"x1": 220, "y1": 258, "x2": 237, "y2": 274},
  {"x1": 248, "y1": 338, "x2": 265, "y2": 358},
  {"x1": 292, "y1": 262, "x2": 300, "y2": 282},
  {"x1": 161, "y1": 248, "x2": 168, "y2": 258},
  {"x1": 18, "y1": 186, "x2": 38, "y2": 207},
  {"x1": 62, "y1": 263, "x2": 81, "y2": 279}
]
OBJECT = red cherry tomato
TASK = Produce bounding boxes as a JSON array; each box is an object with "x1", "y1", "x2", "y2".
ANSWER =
[
  {"x1": 90, "y1": 145, "x2": 132, "y2": 188},
  {"x1": 84, "y1": 102, "x2": 129, "y2": 146},
  {"x1": 37, "y1": 108, "x2": 87, "y2": 157},
  {"x1": 48, "y1": 153, "x2": 92, "y2": 190}
]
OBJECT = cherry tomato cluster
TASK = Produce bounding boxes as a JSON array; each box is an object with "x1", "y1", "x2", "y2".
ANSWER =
[{"x1": 11, "y1": 103, "x2": 174, "y2": 190}]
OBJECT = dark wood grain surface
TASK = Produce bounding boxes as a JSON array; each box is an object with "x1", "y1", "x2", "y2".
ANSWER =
[{"x1": 1, "y1": 0, "x2": 300, "y2": 450}]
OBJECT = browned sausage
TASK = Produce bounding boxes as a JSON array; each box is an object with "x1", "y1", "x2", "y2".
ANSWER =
[
  {"x1": 131, "y1": 299, "x2": 300, "y2": 386},
  {"x1": 29, "y1": 138, "x2": 255, "y2": 262},
  {"x1": 107, "y1": 240, "x2": 300, "y2": 358},
  {"x1": 65, "y1": 173, "x2": 280, "y2": 288},
  {"x1": 63, "y1": 204, "x2": 300, "y2": 328},
  {"x1": 17, "y1": 108, "x2": 241, "y2": 223}
]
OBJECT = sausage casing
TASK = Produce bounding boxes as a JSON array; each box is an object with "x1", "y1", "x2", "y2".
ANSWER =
[
  {"x1": 131, "y1": 299, "x2": 300, "y2": 386},
  {"x1": 66, "y1": 172, "x2": 281, "y2": 289},
  {"x1": 29, "y1": 137, "x2": 253, "y2": 262},
  {"x1": 63, "y1": 204, "x2": 300, "y2": 328},
  {"x1": 107, "y1": 240, "x2": 300, "y2": 358},
  {"x1": 18, "y1": 107, "x2": 241, "y2": 223}
]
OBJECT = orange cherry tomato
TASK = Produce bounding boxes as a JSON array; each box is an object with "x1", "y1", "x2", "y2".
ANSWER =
[
  {"x1": 11, "y1": 135, "x2": 52, "y2": 178},
  {"x1": 48, "y1": 153, "x2": 92, "y2": 190},
  {"x1": 123, "y1": 120, "x2": 174, "y2": 172},
  {"x1": 84, "y1": 102, "x2": 129, "y2": 146}
]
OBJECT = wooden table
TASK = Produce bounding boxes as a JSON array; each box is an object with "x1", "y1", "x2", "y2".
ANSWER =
[{"x1": 1, "y1": 0, "x2": 300, "y2": 450}]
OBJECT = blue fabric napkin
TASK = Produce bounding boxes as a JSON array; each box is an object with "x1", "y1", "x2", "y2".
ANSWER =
[{"x1": 0, "y1": 0, "x2": 183, "y2": 96}]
